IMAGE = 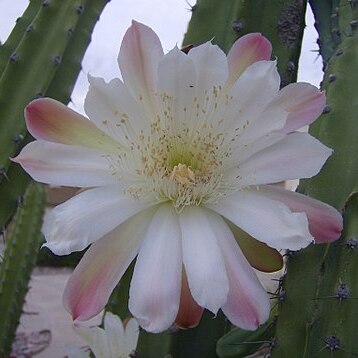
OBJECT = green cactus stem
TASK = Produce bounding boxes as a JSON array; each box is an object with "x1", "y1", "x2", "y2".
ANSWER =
[
  {"x1": 0, "y1": 0, "x2": 42, "y2": 75},
  {"x1": 309, "y1": 0, "x2": 341, "y2": 67},
  {"x1": 272, "y1": 1, "x2": 358, "y2": 355},
  {"x1": 216, "y1": 313, "x2": 276, "y2": 358},
  {"x1": 0, "y1": 183, "x2": 46, "y2": 357}
]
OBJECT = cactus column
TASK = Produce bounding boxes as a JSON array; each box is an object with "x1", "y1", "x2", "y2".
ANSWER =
[
  {"x1": 272, "y1": 1, "x2": 358, "y2": 355},
  {"x1": 0, "y1": 1, "x2": 109, "y2": 355},
  {"x1": 0, "y1": 183, "x2": 46, "y2": 357}
]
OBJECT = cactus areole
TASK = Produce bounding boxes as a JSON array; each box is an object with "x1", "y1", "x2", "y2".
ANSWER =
[{"x1": 14, "y1": 21, "x2": 342, "y2": 333}]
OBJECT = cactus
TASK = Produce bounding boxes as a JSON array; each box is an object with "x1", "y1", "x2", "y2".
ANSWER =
[
  {"x1": 216, "y1": 313, "x2": 276, "y2": 358},
  {"x1": 272, "y1": 1, "x2": 358, "y2": 355},
  {"x1": 309, "y1": 0, "x2": 341, "y2": 68},
  {"x1": 0, "y1": 0, "x2": 42, "y2": 74},
  {"x1": 0, "y1": 183, "x2": 46, "y2": 357},
  {"x1": 0, "y1": 0, "x2": 109, "y2": 353},
  {"x1": 0, "y1": 0, "x2": 109, "y2": 230}
]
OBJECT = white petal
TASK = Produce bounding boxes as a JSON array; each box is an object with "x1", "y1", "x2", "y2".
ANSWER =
[
  {"x1": 118, "y1": 21, "x2": 163, "y2": 112},
  {"x1": 208, "y1": 189, "x2": 313, "y2": 250},
  {"x1": 124, "y1": 318, "x2": 140, "y2": 356},
  {"x1": 73, "y1": 324, "x2": 108, "y2": 358},
  {"x1": 103, "y1": 312, "x2": 125, "y2": 357},
  {"x1": 85, "y1": 76, "x2": 149, "y2": 140},
  {"x1": 188, "y1": 41, "x2": 228, "y2": 90},
  {"x1": 43, "y1": 186, "x2": 154, "y2": 255},
  {"x1": 230, "y1": 60, "x2": 280, "y2": 116},
  {"x1": 157, "y1": 46, "x2": 195, "y2": 96},
  {"x1": 179, "y1": 206, "x2": 229, "y2": 314},
  {"x1": 222, "y1": 61, "x2": 285, "y2": 144},
  {"x1": 223, "y1": 132, "x2": 286, "y2": 174},
  {"x1": 157, "y1": 46, "x2": 197, "y2": 133},
  {"x1": 234, "y1": 104, "x2": 287, "y2": 147},
  {"x1": 237, "y1": 132, "x2": 333, "y2": 186},
  {"x1": 129, "y1": 204, "x2": 182, "y2": 333},
  {"x1": 206, "y1": 212, "x2": 270, "y2": 330},
  {"x1": 13, "y1": 140, "x2": 117, "y2": 187},
  {"x1": 63, "y1": 207, "x2": 155, "y2": 321}
]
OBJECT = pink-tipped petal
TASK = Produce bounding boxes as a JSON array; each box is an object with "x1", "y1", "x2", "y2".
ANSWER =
[
  {"x1": 129, "y1": 204, "x2": 182, "y2": 333},
  {"x1": 118, "y1": 21, "x2": 163, "y2": 109},
  {"x1": 12, "y1": 140, "x2": 117, "y2": 187},
  {"x1": 258, "y1": 185, "x2": 343, "y2": 243},
  {"x1": 227, "y1": 33, "x2": 272, "y2": 87},
  {"x1": 64, "y1": 207, "x2": 155, "y2": 321},
  {"x1": 175, "y1": 269, "x2": 204, "y2": 329},
  {"x1": 208, "y1": 188, "x2": 313, "y2": 251},
  {"x1": 25, "y1": 98, "x2": 120, "y2": 153},
  {"x1": 275, "y1": 83, "x2": 326, "y2": 133},
  {"x1": 207, "y1": 212, "x2": 270, "y2": 330},
  {"x1": 43, "y1": 186, "x2": 154, "y2": 255},
  {"x1": 179, "y1": 207, "x2": 229, "y2": 314}
]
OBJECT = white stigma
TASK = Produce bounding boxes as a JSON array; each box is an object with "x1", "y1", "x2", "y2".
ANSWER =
[{"x1": 169, "y1": 163, "x2": 196, "y2": 186}]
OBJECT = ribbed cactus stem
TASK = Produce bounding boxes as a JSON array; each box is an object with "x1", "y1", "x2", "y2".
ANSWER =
[
  {"x1": 0, "y1": 0, "x2": 42, "y2": 74},
  {"x1": 272, "y1": 0, "x2": 358, "y2": 354},
  {"x1": 0, "y1": 183, "x2": 46, "y2": 357},
  {"x1": 309, "y1": 0, "x2": 341, "y2": 67}
]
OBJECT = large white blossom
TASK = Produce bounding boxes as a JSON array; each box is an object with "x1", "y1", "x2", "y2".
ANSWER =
[{"x1": 14, "y1": 21, "x2": 342, "y2": 333}]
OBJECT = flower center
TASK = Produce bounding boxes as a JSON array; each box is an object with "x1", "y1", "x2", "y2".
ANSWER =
[
  {"x1": 169, "y1": 163, "x2": 195, "y2": 185},
  {"x1": 113, "y1": 88, "x2": 240, "y2": 210}
]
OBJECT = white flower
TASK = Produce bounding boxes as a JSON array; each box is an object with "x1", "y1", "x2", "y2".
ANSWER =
[
  {"x1": 68, "y1": 313, "x2": 139, "y2": 358},
  {"x1": 14, "y1": 21, "x2": 342, "y2": 333}
]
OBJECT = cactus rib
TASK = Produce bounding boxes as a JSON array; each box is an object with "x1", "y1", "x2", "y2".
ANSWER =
[{"x1": 0, "y1": 183, "x2": 46, "y2": 358}]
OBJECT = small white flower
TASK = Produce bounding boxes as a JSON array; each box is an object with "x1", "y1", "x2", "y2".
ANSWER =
[
  {"x1": 68, "y1": 313, "x2": 139, "y2": 358},
  {"x1": 14, "y1": 21, "x2": 342, "y2": 333}
]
